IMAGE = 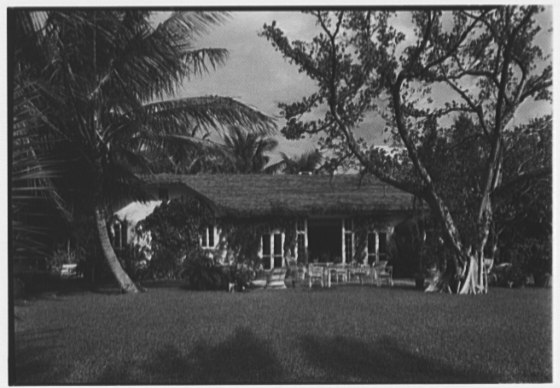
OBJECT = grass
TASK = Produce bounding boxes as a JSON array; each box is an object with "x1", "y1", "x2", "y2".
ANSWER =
[{"x1": 12, "y1": 283, "x2": 551, "y2": 384}]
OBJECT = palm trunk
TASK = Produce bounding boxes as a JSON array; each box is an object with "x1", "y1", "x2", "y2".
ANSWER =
[{"x1": 94, "y1": 207, "x2": 139, "y2": 293}]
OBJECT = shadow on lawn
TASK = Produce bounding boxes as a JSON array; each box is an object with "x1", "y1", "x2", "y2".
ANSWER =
[
  {"x1": 97, "y1": 327, "x2": 283, "y2": 384},
  {"x1": 298, "y1": 335, "x2": 498, "y2": 384},
  {"x1": 12, "y1": 328, "x2": 66, "y2": 384}
]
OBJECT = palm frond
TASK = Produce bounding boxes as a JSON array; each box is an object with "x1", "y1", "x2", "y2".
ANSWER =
[
  {"x1": 141, "y1": 96, "x2": 276, "y2": 137},
  {"x1": 280, "y1": 148, "x2": 323, "y2": 174},
  {"x1": 87, "y1": 12, "x2": 230, "y2": 103},
  {"x1": 221, "y1": 126, "x2": 279, "y2": 173},
  {"x1": 155, "y1": 11, "x2": 229, "y2": 41},
  {"x1": 182, "y1": 48, "x2": 229, "y2": 79}
]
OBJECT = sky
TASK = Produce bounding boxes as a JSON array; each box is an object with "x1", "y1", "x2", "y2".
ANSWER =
[
  {"x1": 174, "y1": 11, "x2": 322, "y2": 158},
  {"x1": 173, "y1": 11, "x2": 413, "y2": 158},
  {"x1": 169, "y1": 9, "x2": 553, "y2": 161}
]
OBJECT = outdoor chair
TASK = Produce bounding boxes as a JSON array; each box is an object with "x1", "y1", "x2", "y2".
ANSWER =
[
  {"x1": 266, "y1": 268, "x2": 287, "y2": 289},
  {"x1": 372, "y1": 260, "x2": 393, "y2": 287},
  {"x1": 307, "y1": 264, "x2": 324, "y2": 288},
  {"x1": 332, "y1": 263, "x2": 348, "y2": 284}
]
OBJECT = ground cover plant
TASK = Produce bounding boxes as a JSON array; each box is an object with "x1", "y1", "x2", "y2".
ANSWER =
[{"x1": 12, "y1": 285, "x2": 551, "y2": 384}]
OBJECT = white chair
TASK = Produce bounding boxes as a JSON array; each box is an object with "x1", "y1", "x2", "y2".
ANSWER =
[
  {"x1": 266, "y1": 268, "x2": 287, "y2": 289},
  {"x1": 372, "y1": 261, "x2": 393, "y2": 287},
  {"x1": 307, "y1": 264, "x2": 324, "y2": 288},
  {"x1": 332, "y1": 263, "x2": 348, "y2": 284}
]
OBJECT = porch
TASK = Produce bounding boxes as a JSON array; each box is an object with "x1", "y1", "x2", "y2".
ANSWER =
[{"x1": 251, "y1": 260, "x2": 397, "y2": 289}]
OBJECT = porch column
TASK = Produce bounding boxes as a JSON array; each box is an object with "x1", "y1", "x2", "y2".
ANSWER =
[{"x1": 341, "y1": 219, "x2": 346, "y2": 263}]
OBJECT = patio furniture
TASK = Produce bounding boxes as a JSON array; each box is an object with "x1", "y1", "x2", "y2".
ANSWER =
[
  {"x1": 348, "y1": 264, "x2": 370, "y2": 284},
  {"x1": 308, "y1": 264, "x2": 325, "y2": 288},
  {"x1": 372, "y1": 260, "x2": 393, "y2": 287},
  {"x1": 331, "y1": 263, "x2": 348, "y2": 284},
  {"x1": 266, "y1": 268, "x2": 287, "y2": 289},
  {"x1": 250, "y1": 268, "x2": 268, "y2": 288},
  {"x1": 60, "y1": 263, "x2": 78, "y2": 278}
]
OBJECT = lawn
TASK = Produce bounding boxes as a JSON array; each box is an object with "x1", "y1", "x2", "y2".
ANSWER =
[{"x1": 12, "y1": 284, "x2": 551, "y2": 384}]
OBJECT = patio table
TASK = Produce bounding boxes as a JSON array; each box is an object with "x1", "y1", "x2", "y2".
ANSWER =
[{"x1": 348, "y1": 265, "x2": 371, "y2": 284}]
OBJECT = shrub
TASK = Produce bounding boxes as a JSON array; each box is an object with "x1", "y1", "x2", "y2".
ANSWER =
[
  {"x1": 48, "y1": 244, "x2": 84, "y2": 277},
  {"x1": 183, "y1": 249, "x2": 228, "y2": 291},
  {"x1": 140, "y1": 196, "x2": 215, "y2": 281},
  {"x1": 494, "y1": 237, "x2": 552, "y2": 288},
  {"x1": 228, "y1": 262, "x2": 256, "y2": 291},
  {"x1": 117, "y1": 245, "x2": 150, "y2": 281}
]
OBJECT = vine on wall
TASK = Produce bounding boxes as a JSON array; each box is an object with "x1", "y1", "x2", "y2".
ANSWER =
[{"x1": 220, "y1": 217, "x2": 297, "y2": 266}]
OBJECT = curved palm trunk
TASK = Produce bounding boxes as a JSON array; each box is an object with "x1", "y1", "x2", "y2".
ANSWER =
[{"x1": 94, "y1": 207, "x2": 139, "y2": 293}]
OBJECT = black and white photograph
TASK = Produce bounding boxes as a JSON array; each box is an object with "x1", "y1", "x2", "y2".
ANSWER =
[{"x1": 8, "y1": 4, "x2": 553, "y2": 385}]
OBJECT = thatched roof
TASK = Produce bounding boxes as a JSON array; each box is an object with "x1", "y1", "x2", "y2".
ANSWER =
[{"x1": 142, "y1": 173, "x2": 416, "y2": 217}]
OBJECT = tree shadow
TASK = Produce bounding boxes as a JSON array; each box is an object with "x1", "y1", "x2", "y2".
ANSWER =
[
  {"x1": 12, "y1": 328, "x2": 66, "y2": 384},
  {"x1": 297, "y1": 334, "x2": 498, "y2": 384},
  {"x1": 97, "y1": 327, "x2": 283, "y2": 384}
]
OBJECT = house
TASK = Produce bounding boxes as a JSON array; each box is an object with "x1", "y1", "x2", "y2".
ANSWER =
[{"x1": 133, "y1": 173, "x2": 418, "y2": 271}]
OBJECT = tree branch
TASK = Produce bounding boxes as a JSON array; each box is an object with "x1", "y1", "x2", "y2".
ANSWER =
[{"x1": 493, "y1": 167, "x2": 551, "y2": 201}]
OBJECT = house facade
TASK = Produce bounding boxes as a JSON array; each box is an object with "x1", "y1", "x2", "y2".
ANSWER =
[{"x1": 137, "y1": 174, "x2": 418, "y2": 270}]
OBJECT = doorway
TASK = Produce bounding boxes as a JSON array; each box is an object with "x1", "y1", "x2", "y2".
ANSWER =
[{"x1": 307, "y1": 218, "x2": 342, "y2": 263}]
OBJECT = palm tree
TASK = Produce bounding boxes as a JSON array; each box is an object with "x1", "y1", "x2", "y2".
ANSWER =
[
  {"x1": 222, "y1": 126, "x2": 279, "y2": 173},
  {"x1": 11, "y1": 10, "x2": 275, "y2": 292},
  {"x1": 277, "y1": 149, "x2": 323, "y2": 174}
]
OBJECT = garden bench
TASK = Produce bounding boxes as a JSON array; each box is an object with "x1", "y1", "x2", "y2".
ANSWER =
[{"x1": 60, "y1": 264, "x2": 78, "y2": 278}]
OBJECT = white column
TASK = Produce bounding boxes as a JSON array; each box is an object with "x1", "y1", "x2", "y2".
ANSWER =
[
  {"x1": 375, "y1": 231, "x2": 379, "y2": 263},
  {"x1": 304, "y1": 218, "x2": 308, "y2": 254},
  {"x1": 341, "y1": 219, "x2": 346, "y2": 263},
  {"x1": 281, "y1": 232, "x2": 285, "y2": 267}
]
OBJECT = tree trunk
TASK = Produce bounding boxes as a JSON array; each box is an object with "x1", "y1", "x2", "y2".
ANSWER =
[
  {"x1": 455, "y1": 239, "x2": 494, "y2": 295},
  {"x1": 94, "y1": 207, "x2": 139, "y2": 293}
]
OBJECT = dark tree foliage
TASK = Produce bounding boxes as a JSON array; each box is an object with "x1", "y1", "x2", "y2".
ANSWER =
[
  {"x1": 139, "y1": 196, "x2": 214, "y2": 279},
  {"x1": 11, "y1": 11, "x2": 275, "y2": 292},
  {"x1": 222, "y1": 126, "x2": 279, "y2": 173}
]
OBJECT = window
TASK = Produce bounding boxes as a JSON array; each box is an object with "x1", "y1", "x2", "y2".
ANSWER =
[
  {"x1": 344, "y1": 234, "x2": 353, "y2": 262},
  {"x1": 109, "y1": 219, "x2": 128, "y2": 251},
  {"x1": 367, "y1": 232, "x2": 377, "y2": 265},
  {"x1": 261, "y1": 233, "x2": 271, "y2": 269},
  {"x1": 273, "y1": 234, "x2": 283, "y2": 268},
  {"x1": 261, "y1": 232, "x2": 284, "y2": 269},
  {"x1": 343, "y1": 218, "x2": 354, "y2": 263},
  {"x1": 296, "y1": 219, "x2": 307, "y2": 262},
  {"x1": 378, "y1": 232, "x2": 388, "y2": 261},
  {"x1": 366, "y1": 228, "x2": 390, "y2": 264},
  {"x1": 297, "y1": 234, "x2": 305, "y2": 261},
  {"x1": 201, "y1": 225, "x2": 216, "y2": 249}
]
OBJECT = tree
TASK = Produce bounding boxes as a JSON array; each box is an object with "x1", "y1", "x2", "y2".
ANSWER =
[
  {"x1": 494, "y1": 116, "x2": 551, "y2": 284},
  {"x1": 277, "y1": 148, "x2": 324, "y2": 174},
  {"x1": 261, "y1": 7, "x2": 551, "y2": 294},
  {"x1": 142, "y1": 127, "x2": 233, "y2": 174},
  {"x1": 222, "y1": 126, "x2": 279, "y2": 173},
  {"x1": 11, "y1": 10, "x2": 275, "y2": 293}
]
